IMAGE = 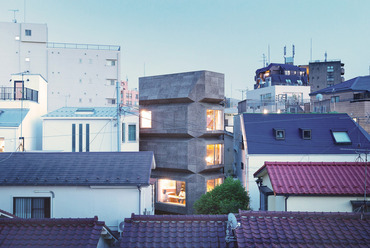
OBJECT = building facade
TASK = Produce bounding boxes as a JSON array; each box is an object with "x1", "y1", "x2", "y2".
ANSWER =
[
  {"x1": 0, "y1": 73, "x2": 47, "y2": 152},
  {"x1": 0, "y1": 21, "x2": 121, "y2": 112},
  {"x1": 309, "y1": 60, "x2": 345, "y2": 92},
  {"x1": 310, "y1": 75, "x2": 370, "y2": 133},
  {"x1": 139, "y1": 71, "x2": 225, "y2": 214},
  {"x1": 121, "y1": 80, "x2": 139, "y2": 108},
  {"x1": 42, "y1": 107, "x2": 139, "y2": 152}
]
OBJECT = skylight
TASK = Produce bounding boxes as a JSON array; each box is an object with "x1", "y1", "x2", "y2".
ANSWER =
[{"x1": 332, "y1": 131, "x2": 351, "y2": 144}]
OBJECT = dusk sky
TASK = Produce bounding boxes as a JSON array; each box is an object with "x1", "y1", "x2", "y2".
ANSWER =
[{"x1": 1, "y1": 0, "x2": 369, "y2": 98}]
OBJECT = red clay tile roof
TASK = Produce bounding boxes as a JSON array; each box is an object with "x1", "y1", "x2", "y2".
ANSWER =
[
  {"x1": 120, "y1": 214, "x2": 236, "y2": 248},
  {"x1": 254, "y1": 162, "x2": 370, "y2": 195},
  {"x1": 236, "y1": 210, "x2": 370, "y2": 248},
  {"x1": 0, "y1": 216, "x2": 114, "y2": 247}
]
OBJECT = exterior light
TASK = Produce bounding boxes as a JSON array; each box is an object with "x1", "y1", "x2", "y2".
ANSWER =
[
  {"x1": 263, "y1": 109, "x2": 268, "y2": 114},
  {"x1": 277, "y1": 109, "x2": 281, "y2": 114}
]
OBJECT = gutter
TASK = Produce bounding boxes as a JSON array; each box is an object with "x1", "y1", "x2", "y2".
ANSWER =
[{"x1": 137, "y1": 184, "x2": 141, "y2": 215}]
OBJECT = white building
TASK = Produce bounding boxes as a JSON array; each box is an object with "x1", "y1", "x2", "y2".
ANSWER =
[
  {"x1": 0, "y1": 152, "x2": 155, "y2": 232},
  {"x1": 42, "y1": 107, "x2": 139, "y2": 152},
  {"x1": 0, "y1": 73, "x2": 47, "y2": 151},
  {"x1": 245, "y1": 85, "x2": 310, "y2": 113},
  {"x1": 233, "y1": 113, "x2": 370, "y2": 210},
  {"x1": 0, "y1": 21, "x2": 121, "y2": 112}
]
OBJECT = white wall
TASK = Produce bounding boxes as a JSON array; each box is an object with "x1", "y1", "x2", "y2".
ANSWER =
[
  {"x1": 0, "y1": 185, "x2": 154, "y2": 231},
  {"x1": 43, "y1": 113, "x2": 139, "y2": 152},
  {"x1": 246, "y1": 154, "x2": 361, "y2": 211},
  {"x1": 47, "y1": 47, "x2": 121, "y2": 111},
  {"x1": 0, "y1": 22, "x2": 47, "y2": 84}
]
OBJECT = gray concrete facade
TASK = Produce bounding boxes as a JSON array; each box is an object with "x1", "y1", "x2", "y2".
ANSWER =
[
  {"x1": 139, "y1": 71, "x2": 225, "y2": 214},
  {"x1": 309, "y1": 60, "x2": 344, "y2": 92}
]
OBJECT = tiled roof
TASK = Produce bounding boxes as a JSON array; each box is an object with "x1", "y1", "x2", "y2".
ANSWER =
[
  {"x1": 254, "y1": 162, "x2": 370, "y2": 195},
  {"x1": 0, "y1": 216, "x2": 116, "y2": 247},
  {"x1": 42, "y1": 107, "x2": 136, "y2": 118},
  {"x1": 120, "y1": 214, "x2": 235, "y2": 248},
  {"x1": 310, "y1": 75, "x2": 370, "y2": 95},
  {"x1": 0, "y1": 152, "x2": 154, "y2": 186},
  {"x1": 235, "y1": 210, "x2": 370, "y2": 248},
  {"x1": 0, "y1": 109, "x2": 29, "y2": 127},
  {"x1": 242, "y1": 113, "x2": 370, "y2": 154}
]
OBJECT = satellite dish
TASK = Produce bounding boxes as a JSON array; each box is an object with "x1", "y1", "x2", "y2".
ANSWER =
[
  {"x1": 228, "y1": 213, "x2": 238, "y2": 229},
  {"x1": 316, "y1": 94, "x2": 323, "y2": 101}
]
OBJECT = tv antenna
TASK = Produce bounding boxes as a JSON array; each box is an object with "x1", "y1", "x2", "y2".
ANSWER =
[{"x1": 9, "y1": 9, "x2": 19, "y2": 23}]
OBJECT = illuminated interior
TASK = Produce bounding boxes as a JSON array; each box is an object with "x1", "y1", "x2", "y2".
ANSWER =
[
  {"x1": 0, "y1": 138, "x2": 4, "y2": 152},
  {"x1": 140, "y1": 110, "x2": 152, "y2": 128},
  {"x1": 157, "y1": 179, "x2": 186, "y2": 206},
  {"x1": 206, "y1": 178, "x2": 223, "y2": 192},
  {"x1": 206, "y1": 144, "x2": 222, "y2": 165},
  {"x1": 206, "y1": 110, "x2": 223, "y2": 131}
]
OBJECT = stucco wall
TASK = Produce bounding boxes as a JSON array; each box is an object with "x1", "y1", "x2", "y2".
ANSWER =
[{"x1": 0, "y1": 185, "x2": 153, "y2": 231}]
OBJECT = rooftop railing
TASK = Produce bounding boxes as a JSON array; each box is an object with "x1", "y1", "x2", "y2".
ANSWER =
[
  {"x1": 47, "y1": 42, "x2": 120, "y2": 51},
  {"x1": 0, "y1": 87, "x2": 38, "y2": 103}
]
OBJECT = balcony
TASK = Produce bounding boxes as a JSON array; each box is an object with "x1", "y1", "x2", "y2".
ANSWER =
[
  {"x1": 47, "y1": 42, "x2": 120, "y2": 51},
  {"x1": 0, "y1": 87, "x2": 38, "y2": 103}
]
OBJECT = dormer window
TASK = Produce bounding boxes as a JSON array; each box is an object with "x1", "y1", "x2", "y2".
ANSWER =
[
  {"x1": 332, "y1": 131, "x2": 351, "y2": 144},
  {"x1": 300, "y1": 129, "x2": 311, "y2": 140},
  {"x1": 273, "y1": 129, "x2": 285, "y2": 140}
]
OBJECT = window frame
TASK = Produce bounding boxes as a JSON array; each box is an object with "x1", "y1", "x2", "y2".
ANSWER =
[
  {"x1": 206, "y1": 144, "x2": 223, "y2": 166},
  {"x1": 273, "y1": 128, "x2": 285, "y2": 140},
  {"x1": 157, "y1": 179, "x2": 186, "y2": 206},
  {"x1": 206, "y1": 109, "x2": 223, "y2": 131},
  {"x1": 206, "y1": 178, "x2": 223, "y2": 192},
  {"x1": 128, "y1": 124, "x2": 136, "y2": 142},
  {"x1": 13, "y1": 197, "x2": 51, "y2": 218},
  {"x1": 331, "y1": 130, "x2": 351, "y2": 145},
  {"x1": 300, "y1": 129, "x2": 312, "y2": 140},
  {"x1": 25, "y1": 29, "x2": 32, "y2": 36}
]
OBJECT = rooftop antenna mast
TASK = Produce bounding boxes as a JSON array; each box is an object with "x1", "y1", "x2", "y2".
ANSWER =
[
  {"x1": 284, "y1": 46, "x2": 286, "y2": 64},
  {"x1": 9, "y1": 9, "x2": 19, "y2": 23},
  {"x1": 325, "y1": 51, "x2": 327, "y2": 62},
  {"x1": 268, "y1": 44, "x2": 270, "y2": 65}
]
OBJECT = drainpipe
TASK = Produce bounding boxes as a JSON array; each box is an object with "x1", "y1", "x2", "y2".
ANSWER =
[
  {"x1": 34, "y1": 190, "x2": 55, "y2": 217},
  {"x1": 285, "y1": 195, "x2": 289, "y2": 211},
  {"x1": 137, "y1": 184, "x2": 141, "y2": 215}
]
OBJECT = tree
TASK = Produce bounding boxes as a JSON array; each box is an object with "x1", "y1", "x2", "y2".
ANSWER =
[{"x1": 193, "y1": 177, "x2": 249, "y2": 214}]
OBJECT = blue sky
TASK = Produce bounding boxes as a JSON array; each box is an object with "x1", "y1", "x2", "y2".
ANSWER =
[{"x1": 1, "y1": 0, "x2": 369, "y2": 98}]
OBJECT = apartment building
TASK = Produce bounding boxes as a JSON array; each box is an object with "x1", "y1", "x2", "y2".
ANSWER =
[{"x1": 0, "y1": 21, "x2": 121, "y2": 112}]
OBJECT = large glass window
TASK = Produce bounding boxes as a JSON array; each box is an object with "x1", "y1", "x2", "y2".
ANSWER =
[
  {"x1": 13, "y1": 197, "x2": 50, "y2": 218},
  {"x1": 206, "y1": 144, "x2": 223, "y2": 165},
  {"x1": 206, "y1": 110, "x2": 223, "y2": 131},
  {"x1": 157, "y1": 179, "x2": 186, "y2": 206},
  {"x1": 207, "y1": 178, "x2": 223, "y2": 192},
  {"x1": 141, "y1": 110, "x2": 152, "y2": 128}
]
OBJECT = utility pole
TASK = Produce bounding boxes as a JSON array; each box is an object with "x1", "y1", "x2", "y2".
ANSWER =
[{"x1": 116, "y1": 81, "x2": 121, "y2": 152}]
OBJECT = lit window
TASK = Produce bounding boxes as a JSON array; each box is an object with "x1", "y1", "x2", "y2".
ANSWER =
[
  {"x1": 128, "y1": 124, "x2": 136, "y2": 141},
  {"x1": 206, "y1": 144, "x2": 223, "y2": 166},
  {"x1": 157, "y1": 179, "x2": 186, "y2": 206},
  {"x1": 207, "y1": 178, "x2": 223, "y2": 192},
  {"x1": 25, "y1": 29, "x2": 31, "y2": 36},
  {"x1": 141, "y1": 110, "x2": 152, "y2": 128},
  {"x1": 206, "y1": 110, "x2": 223, "y2": 131},
  {"x1": 332, "y1": 131, "x2": 351, "y2": 144},
  {"x1": 0, "y1": 138, "x2": 4, "y2": 152},
  {"x1": 274, "y1": 129, "x2": 285, "y2": 140},
  {"x1": 327, "y1": 66, "x2": 334, "y2": 72},
  {"x1": 13, "y1": 197, "x2": 50, "y2": 218}
]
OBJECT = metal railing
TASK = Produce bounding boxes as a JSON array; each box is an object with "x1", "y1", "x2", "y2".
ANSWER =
[
  {"x1": 47, "y1": 42, "x2": 120, "y2": 51},
  {"x1": 0, "y1": 87, "x2": 38, "y2": 103}
]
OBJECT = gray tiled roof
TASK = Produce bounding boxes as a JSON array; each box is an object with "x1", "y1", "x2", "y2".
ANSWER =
[
  {"x1": 0, "y1": 152, "x2": 154, "y2": 186},
  {"x1": 42, "y1": 107, "x2": 135, "y2": 118}
]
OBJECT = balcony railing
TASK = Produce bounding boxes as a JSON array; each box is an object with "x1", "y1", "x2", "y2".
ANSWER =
[
  {"x1": 47, "y1": 42, "x2": 120, "y2": 51},
  {"x1": 0, "y1": 87, "x2": 38, "y2": 103}
]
